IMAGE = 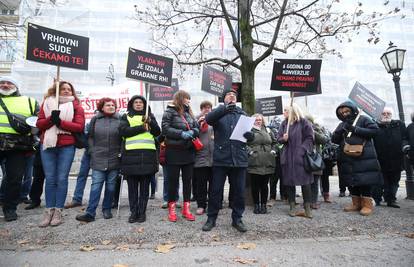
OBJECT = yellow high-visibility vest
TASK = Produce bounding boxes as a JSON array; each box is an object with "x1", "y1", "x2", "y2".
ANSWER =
[
  {"x1": 125, "y1": 115, "x2": 156, "y2": 150},
  {"x1": 0, "y1": 96, "x2": 36, "y2": 134}
]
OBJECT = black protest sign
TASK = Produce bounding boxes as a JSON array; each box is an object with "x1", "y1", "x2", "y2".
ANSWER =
[
  {"x1": 218, "y1": 82, "x2": 242, "y2": 103},
  {"x1": 270, "y1": 59, "x2": 322, "y2": 93},
  {"x1": 126, "y1": 48, "x2": 174, "y2": 86},
  {"x1": 149, "y1": 78, "x2": 179, "y2": 101},
  {"x1": 26, "y1": 23, "x2": 89, "y2": 70},
  {"x1": 348, "y1": 82, "x2": 386, "y2": 120},
  {"x1": 293, "y1": 80, "x2": 322, "y2": 97},
  {"x1": 201, "y1": 65, "x2": 232, "y2": 96},
  {"x1": 255, "y1": 96, "x2": 283, "y2": 116}
]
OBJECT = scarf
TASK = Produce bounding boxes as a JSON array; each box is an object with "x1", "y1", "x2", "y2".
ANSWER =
[{"x1": 42, "y1": 96, "x2": 75, "y2": 149}]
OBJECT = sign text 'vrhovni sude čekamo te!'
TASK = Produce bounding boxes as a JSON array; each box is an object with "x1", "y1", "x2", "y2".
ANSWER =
[
  {"x1": 126, "y1": 48, "x2": 174, "y2": 87},
  {"x1": 270, "y1": 59, "x2": 322, "y2": 93},
  {"x1": 26, "y1": 23, "x2": 89, "y2": 70}
]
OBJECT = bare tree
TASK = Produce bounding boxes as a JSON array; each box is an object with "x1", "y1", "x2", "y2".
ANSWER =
[{"x1": 137, "y1": 0, "x2": 402, "y2": 114}]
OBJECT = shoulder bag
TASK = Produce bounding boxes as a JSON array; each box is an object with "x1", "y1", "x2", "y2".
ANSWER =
[{"x1": 181, "y1": 115, "x2": 204, "y2": 151}]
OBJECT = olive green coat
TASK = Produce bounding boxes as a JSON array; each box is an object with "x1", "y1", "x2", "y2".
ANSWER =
[{"x1": 247, "y1": 126, "x2": 277, "y2": 175}]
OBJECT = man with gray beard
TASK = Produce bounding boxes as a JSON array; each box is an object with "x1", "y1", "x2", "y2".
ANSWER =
[{"x1": 373, "y1": 107, "x2": 407, "y2": 208}]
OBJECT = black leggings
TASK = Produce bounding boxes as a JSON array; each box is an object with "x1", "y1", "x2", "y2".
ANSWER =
[
  {"x1": 127, "y1": 175, "x2": 150, "y2": 215},
  {"x1": 250, "y1": 174, "x2": 270, "y2": 205},
  {"x1": 194, "y1": 167, "x2": 212, "y2": 209},
  {"x1": 286, "y1": 184, "x2": 311, "y2": 203},
  {"x1": 167, "y1": 164, "x2": 193, "y2": 202},
  {"x1": 350, "y1": 185, "x2": 371, "y2": 197}
]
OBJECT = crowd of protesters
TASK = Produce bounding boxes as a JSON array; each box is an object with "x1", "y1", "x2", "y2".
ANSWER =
[{"x1": 1, "y1": 76, "x2": 413, "y2": 233}]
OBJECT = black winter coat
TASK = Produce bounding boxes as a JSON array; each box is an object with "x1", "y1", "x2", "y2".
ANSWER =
[
  {"x1": 161, "y1": 104, "x2": 199, "y2": 165},
  {"x1": 405, "y1": 121, "x2": 414, "y2": 166},
  {"x1": 374, "y1": 120, "x2": 406, "y2": 173},
  {"x1": 332, "y1": 101, "x2": 382, "y2": 187},
  {"x1": 205, "y1": 104, "x2": 248, "y2": 167},
  {"x1": 119, "y1": 95, "x2": 161, "y2": 176}
]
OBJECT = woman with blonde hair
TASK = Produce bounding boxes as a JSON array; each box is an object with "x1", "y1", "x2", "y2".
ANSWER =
[
  {"x1": 247, "y1": 114, "x2": 276, "y2": 214},
  {"x1": 277, "y1": 103, "x2": 314, "y2": 218},
  {"x1": 36, "y1": 81, "x2": 85, "y2": 227},
  {"x1": 162, "y1": 90, "x2": 199, "y2": 222}
]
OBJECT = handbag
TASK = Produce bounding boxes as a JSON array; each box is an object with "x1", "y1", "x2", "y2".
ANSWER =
[
  {"x1": 343, "y1": 142, "x2": 365, "y2": 157},
  {"x1": 159, "y1": 141, "x2": 167, "y2": 165},
  {"x1": 74, "y1": 132, "x2": 88, "y2": 149},
  {"x1": 303, "y1": 149, "x2": 325, "y2": 173},
  {"x1": 181, "y1": 115, "x2": 204, "y2": 152},
  {"x1": 0, "y1": 98, "x2": 32, "y2": 135},
  {"x1": 342, "y1": 114, "x2": 365, "y2": 157}
]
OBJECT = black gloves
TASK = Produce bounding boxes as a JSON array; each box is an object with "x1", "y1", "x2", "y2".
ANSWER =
[
  {"x1": 225, "y1": 102, "x2": 236, "y2": 113},
  {"x1": 343, "y1": 122, "x2": 355, "y2": 133},
  {"x1": 243, "y1": 131, "x2": 254, "y2": 142},
  {"x1": 51, "y1": 110, "x2": 61, "y2": 127}
]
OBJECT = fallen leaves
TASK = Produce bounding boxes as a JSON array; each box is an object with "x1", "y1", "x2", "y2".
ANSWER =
[
  {"x1": 80, "y1": 245, "x2": 95, "y2": 252},
  {"x1": 0, "y1": 229, "x2": 10, "y2": 238},
  {"x1": 405, "y1": 233, "x2": 414, "y2": 239},
  {"x1": 233, "y1": 257, "x2": 257, "y2": 264},
  {"x1": 17, "y1": 239, "x2": 31, "y2": 245},
  {"x1": 154, "y1": 243, "x2": 175, "y2": 254},
  {"x1": 116, "y1": 244, "x2": 130, "y2": 251},
  {"x1": 236, "y1": 243, "x2": 256, "y2": 250},
  {"x1": 101, "y1": 240, "x2": 112, "y2": 245},
  {"x1": 211, "y1": 234, "x2": 221, "y2": 242},
  {"x1": 134, "y1": 227, "x2": 144, "y2": 234}
]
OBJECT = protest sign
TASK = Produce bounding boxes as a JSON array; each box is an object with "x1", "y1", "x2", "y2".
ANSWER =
[
  {"x1": 292, "y1": 80, "x2": 322, "y2": 97},
  {"x1": 270, "y1": 59, "x2": 321, "y2": 93},
  {"x1": 348, "y1": 82, "x2": 386, "y2": 120},
  {"x1": 26, "y1": 23, "x2": 89, "y2": 70},
  {"x1": 149, "y1": 78, "x2": 179, "y2": 101},
  {"x1": 126, "y1": 48, "x2": 174, "y2": 86},
  {"x1": 78, "y1": 84, "x2": 138, "y2": 121},
  {"x1": 201, "y1": 65, "x2": 232, "y2": 96},
  {"x1": 255, "y1": 96, "x2": 283, "y2": 116}
]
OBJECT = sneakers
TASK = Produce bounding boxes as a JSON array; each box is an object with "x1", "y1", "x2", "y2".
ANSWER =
[
  {"x1": 76, "y1": 213, "x2": 95, "y2": 223},
  {"x1": 3, "y1": 209, "x2": 18, "y2": 222},
  {"x1": 202, "y1": 219, "x2": 216, "y2": 231},
  {"x1": 103, "y1": 210, "x2": 113, "y2": 219},
  {"x1": 64, "y1": 201, "x2": 82, "y2": 209},
  {"x1": 39, "y1": 208, "x2": 54, "y2": 227},
  {"x1": 50, "y1": 208, "x2": 63, "y2": 226},
  {"x1": 161, "y1": 202, "x2": 168, "y2": 209},
  {"x1": 232, "y1": 220, "x2": 247, "y2": 232},
  {"x1": 149, "y1": 194, "x2": 155, "y2": 200}
]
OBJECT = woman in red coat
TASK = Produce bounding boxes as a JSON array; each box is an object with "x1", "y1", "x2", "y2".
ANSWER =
[{"x1": 36, "y1": 81, "x2": 85, "y2": 227}]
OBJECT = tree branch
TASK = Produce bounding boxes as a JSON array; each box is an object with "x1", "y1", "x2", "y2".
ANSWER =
[
  {"x1": 219, "y1": 0, "x2": 241, "y2": 55},
  {"x1": 254, "y1": 0, "x2": 288, "y2": 66}
]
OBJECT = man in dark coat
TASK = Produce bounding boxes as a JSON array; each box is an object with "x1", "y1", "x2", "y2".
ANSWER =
[
  {"x1": 202, "y1": 89, "x2": 254, "y2": 232},
  {"x1": 403, "y1": 112, "x2": 414, "y2": 167},
  {"x1": 373, "y1": 107, "x2": 407, "y2": 208},
  {"x1": 332, "y1": 101, "x2": 381, "y2": 216}
]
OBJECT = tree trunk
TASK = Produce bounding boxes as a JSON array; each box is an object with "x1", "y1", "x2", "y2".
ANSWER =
[
  {"x1": 240, "y1": 63, "x2": 255, "y2": 115},
  {"x1": 239, "y1": 0, "x2": 255, "y2": 115}
]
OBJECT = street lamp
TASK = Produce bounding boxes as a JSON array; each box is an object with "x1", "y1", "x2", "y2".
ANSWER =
[{"x1": 380, "y1": 42, "x2": 414, "y2": 199}]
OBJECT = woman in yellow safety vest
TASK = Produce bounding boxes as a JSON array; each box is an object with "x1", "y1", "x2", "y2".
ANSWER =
[{"x1": 119, "y1": 95, "x2": 160, "y2": 223}]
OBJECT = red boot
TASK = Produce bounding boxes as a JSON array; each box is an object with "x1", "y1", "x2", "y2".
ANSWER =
[
  {"x1": 182, "y1": 201, "x2": 195, "y2": 221},
  {"x1": 168, "y1": 202, "x2": 177, "y2": 222}
]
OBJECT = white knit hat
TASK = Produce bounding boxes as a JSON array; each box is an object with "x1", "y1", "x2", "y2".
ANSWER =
[{"x1": 0, "y1": 76, "x2": 19, "y2": 89}]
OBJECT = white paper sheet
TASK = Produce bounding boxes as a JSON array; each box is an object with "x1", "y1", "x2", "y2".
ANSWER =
[{"x1": 229, "y1": 115, "x2": 255, "y2": 142}]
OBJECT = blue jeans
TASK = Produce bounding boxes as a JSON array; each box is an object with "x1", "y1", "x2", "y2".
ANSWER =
[
  {"x1": 20, "y1": 154, "x2": 35, "y2": 200},
  {"x1": 85, "y1": 169, "x2": 118, "y2": 217},
  {"x1": 162, "y1": 165, "x2": 179, "y2": 202},
  {"x1": 72, "y1": 151, "x2": 91, "y2": 203},
  {"x1": 41, "y1": 145, "x2": 76, "y2": 209}
]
